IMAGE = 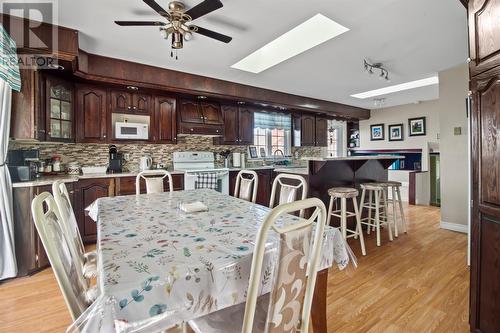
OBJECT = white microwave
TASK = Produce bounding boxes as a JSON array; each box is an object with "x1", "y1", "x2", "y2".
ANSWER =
[{"x1": 115, "y1": 122, "x2": 149, "y2": 140}]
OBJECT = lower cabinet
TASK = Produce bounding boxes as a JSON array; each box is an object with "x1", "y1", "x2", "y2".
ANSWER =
[
  {"x1": 74, "y1": 178, "x2": 115, "y2": 243},
  {"x1": 13, "y1": 183, "x2": 75, "y2": 276},
  {"x1": 229, "y1": 169, "x2": 272, "y2": 207}
]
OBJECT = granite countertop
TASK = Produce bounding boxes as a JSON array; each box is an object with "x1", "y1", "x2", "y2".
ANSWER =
[
  {"x1": 12, "y1": 170, "x2": 185, "y2": 188},
  {"x1": 302, "y1": 155, "x2": 405, "y2": 161}
]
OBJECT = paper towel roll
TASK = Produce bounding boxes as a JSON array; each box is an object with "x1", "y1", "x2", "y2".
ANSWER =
[{"x1": 232, "y1": 152, "x2": 241, "y2": 167}]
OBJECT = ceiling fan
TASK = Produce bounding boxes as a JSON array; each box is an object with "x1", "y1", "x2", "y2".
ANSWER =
[{"x1": 115, "y1": 0, "x2": 232, "y2": 59}]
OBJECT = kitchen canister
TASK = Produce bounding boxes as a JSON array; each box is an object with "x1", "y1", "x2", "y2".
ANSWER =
[
  {"x1": 240, "y1": 153, "x2": 246, "y2": 169},
  {"x1": 67, "y1": 162, "x2": 81, "y2": 175}
]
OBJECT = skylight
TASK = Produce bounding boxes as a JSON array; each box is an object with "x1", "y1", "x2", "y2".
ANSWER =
[
  {"x1": 231, "y1": 14, "x2": 349, "y2": 74},
  {"x1": 351, "y1": 76, "x2": 439, "y2": 99}
]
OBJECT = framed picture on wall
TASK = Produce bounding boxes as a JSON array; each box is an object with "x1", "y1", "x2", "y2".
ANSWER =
[
  {"x1": 408, "y1": 117, "x2": 426, "y2": 136},
  {"x1": 370, "y1": 124, "x2": 385, "y2": 141},
  {"x1": 388, "y1": 124, "x2": 404, "y2": 141}
]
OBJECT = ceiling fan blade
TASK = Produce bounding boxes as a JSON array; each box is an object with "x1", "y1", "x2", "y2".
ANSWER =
[
  {"x1": 191, "y1": 26, "x2": 232, "y2": 43},
  {"x1": 115, "y1": 21, "x2": 166, "y2": 26},
  {"x1": 142, "y1": 0, "x2": 170, "y2": 18},
  {"x1": 185, "y1": 0, "x2": 223, "y2": 21}
]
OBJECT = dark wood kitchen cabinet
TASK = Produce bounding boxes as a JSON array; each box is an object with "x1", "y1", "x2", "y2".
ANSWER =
[
  {"x1": 468, "y1": 1, "x2": 500, "y2": 332},
  {"x1": 74, "y1": 178, "x2": 115, "y2": 243},
  {"x1": 111, "y1": 90, "x2": 151, "y2": 114},
  {"x1": 468, "y1": 0, "x2": 500, "y2": 76},
  {"x1": 301, "y1": 115, "x2": 328, "y2": 147},
  {"x1": 116, "y1": 174, "x2": 184, "y2": 195},
  {"x1": 315, "y1": 116, "x2": 328, "y2": 147},
  {"x1": 154, "y1": 96, "x2": 177, "y2": 143},
  {"x1": 229, "y1": 169, "x2": 272, "y2": 206},
  {"x1": 178, "y1": 98, "x2": 224, "y2": 135},
  {"x1": 76, "y1": 84, "x2": 108, "y2": 143},
  {"x1": 218, "y1": 104, "x2": 254, "y2": 145},
  {"x1": 13, "y1": 183, "x2": 75, "y2": 276},
  {"x1": 44, "y1": 75, "x2": 75, "y2": 142}
]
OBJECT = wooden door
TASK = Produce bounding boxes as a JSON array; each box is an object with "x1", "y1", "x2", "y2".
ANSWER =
[
  {"x1": 315, "y1": 117, "x2": 328, "y2": 146},
  {"x1": 154, "y1": 96, "x2": 177, "y2": 143},
  {"x1": 111, "y1": 90, "x2": 133, "y2": 113},
  {"x1": 132, "y1": 93, "x2": 151, "y2": 113},
  {"x1": 238, "y1": 107, "x2": 254, "y2": 145},
  {"x1": 221, "y1": 104, "x2": 239, "y2": 144},
  {"x1": 179, "y1": 99, "x2": 204, "y2": 124},
  {"x1": 75, "y1": 179, "x2": 113, "y2": 243},
  {"x1": 76, "y1": 85, "x2": 108, "y2": 143},
  {"x1": 45, "y1": 75, "x2": 74, "y2": 142},
  {"x1": 256, "y1": 169, "x2": 272, "y2": 206},
  {"x1": 470, "y1": 66, "x2": 500, "y2": 333},
  {"x1": 469, "y1": 0, "x2": 500, "y2": 76},
  {"x1": 200, "y1": 101, "x2": 223, "y2": 125},
  {"x1": 301, "y1": 115, "x2": 316, "y2": 146}
]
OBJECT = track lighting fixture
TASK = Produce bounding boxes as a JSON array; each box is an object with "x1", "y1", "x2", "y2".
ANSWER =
[{"x1": 364, "y1": 59, "x2": 390, "y2": 81}]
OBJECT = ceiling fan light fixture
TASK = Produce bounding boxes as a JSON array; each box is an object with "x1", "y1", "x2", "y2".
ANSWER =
[
  {"x1": 184, "y1": 31, "x2": 193, "y2": 41},
  {"x1": 171, "y1": 31, "x2": 184, "y2": 49}
]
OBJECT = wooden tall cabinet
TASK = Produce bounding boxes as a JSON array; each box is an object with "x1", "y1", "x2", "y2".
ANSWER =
[
  {"x1": 218, "y1": 104, "x2": 254, "y2": 145},
  {"x1": 301, "y1": 115, "x2": 329, "y2": 147},
  {"x1": 468, "y1": 1, "x2": 500, "y2": 332},
  {"x1": 154, "y1": 96, "x2": 177, "y2": 143}
]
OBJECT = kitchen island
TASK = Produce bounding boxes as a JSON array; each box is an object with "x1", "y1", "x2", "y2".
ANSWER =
[{"x1": 275, "y1": 155, "x2": 404, "y2": 208}]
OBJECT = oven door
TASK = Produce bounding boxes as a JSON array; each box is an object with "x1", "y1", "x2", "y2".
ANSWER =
[{"x1": 184, "y1": 171, "x2": 229, "y2": 195}]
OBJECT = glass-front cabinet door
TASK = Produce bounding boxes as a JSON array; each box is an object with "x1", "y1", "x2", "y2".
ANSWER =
[{"x1": 45, "y1": 76, "x2": 74, "y2": 141}]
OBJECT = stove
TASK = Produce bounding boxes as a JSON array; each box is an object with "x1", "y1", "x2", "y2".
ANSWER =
[{"x1": 173, "y1": 151, "x2": 229, "y2": 194}]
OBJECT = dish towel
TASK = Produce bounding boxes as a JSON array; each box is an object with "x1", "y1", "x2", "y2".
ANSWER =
[
  {"x1": 195, "y1": 172, "x2": 219, "y2": 190},
  {"x1": 179, "y1": 201, "x2": 208, "y2": 213}
]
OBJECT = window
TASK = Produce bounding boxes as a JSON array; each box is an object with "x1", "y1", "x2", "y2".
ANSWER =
[
  {"x1": 253, "y1": 112, "x2": 291, "y2": 157},
  {"x1": 327, "y1": 120, "x2": 345, "y2": 157}
]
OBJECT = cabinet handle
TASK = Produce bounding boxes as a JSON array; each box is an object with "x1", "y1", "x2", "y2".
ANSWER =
[
  {"x1": 216, "y1": 130, "x2": 219, "y2": 133},
  {"x1": 103, "y1": 134, "x2": 107, "y2": 138},
  {"x1": 133, "y1": 106, "x2": 137, "y2": 110},
  {"x1": 190, "y1": 128, "x2": 194, "y2": 132},
  {"x1": 200, "y1": 116, "x2": 203, "y2": 119},
  {"x1": 127, "y1": 106, "x2": 132, "y2": 110}
]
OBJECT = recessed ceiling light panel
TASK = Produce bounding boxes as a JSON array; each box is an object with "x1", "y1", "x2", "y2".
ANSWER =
[
  {"x1": 231, "y1": 14, "x2": 349, "y2": 74},
  {"x1": 351, "y1": 76, "x2": 439, "y2": 99}
]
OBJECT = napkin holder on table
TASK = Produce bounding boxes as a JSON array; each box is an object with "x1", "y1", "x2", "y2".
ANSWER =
[{"x1": 179, "y1": 201, "x2": 208, "y2": 213}]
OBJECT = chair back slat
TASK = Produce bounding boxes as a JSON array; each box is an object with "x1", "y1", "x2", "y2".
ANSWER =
[
  {"x1": 242, "y1": 197, "x2": 327, "y2": 333},
  {"x1": 234, "y1": 170, "x2": 258, "y2": 203},
  {"x1": 136, "y1": 170, "x2": 173, "y2": 195},
  {"x1": 52, "y1": 180, "x2": 86, "y2": 270},
  {"x1": 32, "y1": 192, "x2": 91, "y2": 321}
]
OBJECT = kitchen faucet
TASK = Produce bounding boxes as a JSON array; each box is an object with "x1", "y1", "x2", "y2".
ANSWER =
[{"x1": 273, "y1": 149, "x2": 284, "y2": 157}]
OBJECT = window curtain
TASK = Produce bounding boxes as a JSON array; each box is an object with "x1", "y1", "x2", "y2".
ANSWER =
[
  {"x1": 254, "y1": 112, "x2": 291, "y2": 131},
  {"x1": 0, "y1": 26, "x2": 21, "y2": 280}
]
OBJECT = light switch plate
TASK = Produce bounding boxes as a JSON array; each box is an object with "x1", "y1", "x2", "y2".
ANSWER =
[{"x1": 454, "y1": 127, "x2": 462, "y2": 135}]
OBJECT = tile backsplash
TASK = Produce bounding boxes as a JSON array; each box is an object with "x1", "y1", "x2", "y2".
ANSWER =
[{"x1": 9, "y1": 136, "x2": 323, "y2": 172}]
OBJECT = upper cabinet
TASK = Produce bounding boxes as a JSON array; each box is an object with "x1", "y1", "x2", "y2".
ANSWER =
[
  {"x1": 11, "y1": 69, "x2": 42, "y2": 140},
  {"x1": 154, "y1": 96, "x2": 177, "y2": 143},
  {"x1": 300, "y1": 114, "x2": 328, "y2": 147},
  {"x1": 76, "y1": 85, "x2": 108, "y2": 143},
  {"x1": 469, "y1": 0, "x2": 500, "y2": 76},
  {"x1": 111, "y1": 90, "x2": 151, "y2": 114},
  {"x1": 178, "y1": 98, "x2": 224, "y2": 136},
  {"x1": 218, "y1": 104, "x2": 254, "y2": 145},
  {"x1": 44, "y1": 75, "x2": 75, "y2": 142}
]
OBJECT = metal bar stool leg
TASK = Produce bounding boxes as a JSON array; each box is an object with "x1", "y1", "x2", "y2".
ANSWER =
[{"x1": 352, "y1": 197, "x2": 366, "y2": 256}]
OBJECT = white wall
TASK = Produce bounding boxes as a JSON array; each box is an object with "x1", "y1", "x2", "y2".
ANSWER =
[
  {"x1": 359, "y1": 64, "x2": 469, "y2": 228},
  {"x1": 358, "y1": 100, "x2": 440, "y2": 171}
]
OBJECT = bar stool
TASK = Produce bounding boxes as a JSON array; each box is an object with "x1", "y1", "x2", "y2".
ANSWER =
[
  {"x1": 327, "y1": 187, "x2": 366, "y2": 256},
  {"x1": 360, "y1": 183, "x2": 393, "y2": 246},
  {"x1": 385, "y1": 181, "x2": 407, "y2": 237}
]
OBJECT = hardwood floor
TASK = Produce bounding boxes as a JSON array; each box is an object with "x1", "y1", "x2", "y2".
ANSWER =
[{"x1": 0, "y1": 204, "x2": 468, "y2": 333}]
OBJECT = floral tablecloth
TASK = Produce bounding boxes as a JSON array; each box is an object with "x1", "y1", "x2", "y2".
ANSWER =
[{"x1": 71, "y1": 189, "x2": 350, "y2": 333}]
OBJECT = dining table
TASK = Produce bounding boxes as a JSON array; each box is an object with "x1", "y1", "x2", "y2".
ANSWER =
[{"x1": 70, "y1": 189, "x2": 352, "y2": 333}]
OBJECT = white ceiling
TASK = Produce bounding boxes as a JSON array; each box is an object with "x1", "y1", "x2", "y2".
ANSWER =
[{"x1": 53, "y1": 0, "x2": 467, "y2": 110}]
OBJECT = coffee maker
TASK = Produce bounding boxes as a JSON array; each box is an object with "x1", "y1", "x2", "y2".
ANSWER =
[
  {"x1": 108, "y1": 145, "x2": 123, "y2": 174},
  {"x1": 7, "y1": 149, "x2": 40, "y2": 181}
]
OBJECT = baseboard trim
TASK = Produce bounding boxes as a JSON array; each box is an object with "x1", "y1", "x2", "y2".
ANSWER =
[{"x1": 440, "y1": 221, "x2": 468, "y2": 234}]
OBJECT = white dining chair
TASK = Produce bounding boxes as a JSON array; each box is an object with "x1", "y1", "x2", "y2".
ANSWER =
[
  {"x1": 269, "y1": 173, "x2": 308, "y2": 217},
  {"x1": 31, "y1": 192, "x2": 98, "y2": 321},
  {"x1": 188, "y1": 197, "x2": 327, "y2": 333},
  {"x1": 136, "y1": 170, "x2": 173, "y2": 195},
  {"x1": 52, "y1": 180, "x2": 97, "y2": 279},
  {"x1": 234, "y1": 170, "x2": 258, "y2": 203}
]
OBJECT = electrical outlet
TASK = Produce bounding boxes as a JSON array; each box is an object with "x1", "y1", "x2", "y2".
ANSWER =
[
  {"x1": 123, "y1": 153, "x2": 130, "y2": 161},
  {"x1": 454, "y1": 127, "x2": 462, "y2": 135}
]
